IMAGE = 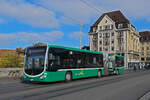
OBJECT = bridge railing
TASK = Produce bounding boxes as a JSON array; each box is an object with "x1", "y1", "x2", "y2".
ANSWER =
[{"x1": 0, "y1": 68, "x2": 23, "y2": 79}]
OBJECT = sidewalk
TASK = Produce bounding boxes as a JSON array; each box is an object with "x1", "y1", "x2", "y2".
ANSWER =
[
  {"x1": 124, "y1": 68, "x2": 149, "y2": 74},
  {"x1": 139, "y1": 91, "x2": 150, "y2": 100}
]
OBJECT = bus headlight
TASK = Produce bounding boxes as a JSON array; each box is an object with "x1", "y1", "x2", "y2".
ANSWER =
[{"x1": 40, "y1": 73, "x2": 47, "y2": 80}]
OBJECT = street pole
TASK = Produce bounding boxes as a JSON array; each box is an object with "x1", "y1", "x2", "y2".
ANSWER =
[
  {"x1": 126, "y1": 31, "x2": 128, "y2": 69},
  {"x1": 80, "y1": 24, "x2": 82, "y2": 49},
  {"x1": 80, "y1": 24, "x2": 85, "y2": 49}
]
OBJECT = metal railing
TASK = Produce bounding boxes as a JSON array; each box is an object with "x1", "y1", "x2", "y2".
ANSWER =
[{"x1": 8, "y1": 70, "x2": 23, "y2": 79}]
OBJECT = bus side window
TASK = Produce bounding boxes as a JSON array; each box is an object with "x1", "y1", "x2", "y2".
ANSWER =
[
  {"x1": 87, "y1": 54, "x2": 92, "y2": 67},
  {"x1": 88, "y1": 55, "x2": 95, "y2": 67},
  {"x1": 93, "y1": 57, "x2": 97, "y2": 65},
  {"x1": 77, "y1": 59, "x2": 81, "y2": 64},
  {"x1": 96, "y1": 56, "x2": 100, "y2": 67}
]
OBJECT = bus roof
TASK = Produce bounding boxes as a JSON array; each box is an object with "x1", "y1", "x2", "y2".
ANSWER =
[{"x1": 48, "y1": 45, "x2": 103, "y2": 55}]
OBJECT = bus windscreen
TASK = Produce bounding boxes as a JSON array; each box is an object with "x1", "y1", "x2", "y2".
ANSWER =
[{"x1": 24, "y1": 46, "x2": 47, "y2": 75}]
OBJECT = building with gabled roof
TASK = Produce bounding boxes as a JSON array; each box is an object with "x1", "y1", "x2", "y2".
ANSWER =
[
  {"x1": 89, "y1": 10, "x2": 130, "y2": 33},
  {"x1": 89, "y1": 10, "x2": 140, "y2": 68}
]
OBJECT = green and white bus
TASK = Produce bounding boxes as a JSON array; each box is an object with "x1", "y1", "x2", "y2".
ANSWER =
[
  {"x1": 24, "y1": 45, "x2": 104, "y2": 82},
  {"x1": 107, "y1": 54, "x2": 125, "y2": 75}
]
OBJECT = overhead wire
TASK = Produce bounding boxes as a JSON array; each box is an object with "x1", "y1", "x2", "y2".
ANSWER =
[
  {"x1": 25, "y1": 0, "x2": 82, "y2": 25},
  {"x1": 26, "y1": 0, "x2": 103, "y2": 25},
  {"x1": 79, "y1": 0, "x2": 102, "y2": 13},
  {"x1": 25, "y1": 0, "x2": 102, "y2": 47}
]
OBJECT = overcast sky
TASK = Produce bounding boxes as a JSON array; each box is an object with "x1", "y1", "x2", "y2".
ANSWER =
[{"x1": 0, "y1": 0, "x2": 150, "y2": 49}]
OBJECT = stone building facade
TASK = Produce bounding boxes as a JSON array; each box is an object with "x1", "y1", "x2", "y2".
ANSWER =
[{"x1": 89, "y1": 10, "x2": 140, "y2": 68}]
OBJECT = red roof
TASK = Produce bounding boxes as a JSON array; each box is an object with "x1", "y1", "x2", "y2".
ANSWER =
[
  {"x1": 0, "y1": 49, "x2": 16, "y2": 54},
  {"x1": 139, "y1": 31, "x2": 150, "y2": 36}
]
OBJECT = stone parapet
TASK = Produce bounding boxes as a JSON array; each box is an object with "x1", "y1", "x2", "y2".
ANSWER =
[{"x1": 0, "y1": 68, "x2": 23, "y2": 78}]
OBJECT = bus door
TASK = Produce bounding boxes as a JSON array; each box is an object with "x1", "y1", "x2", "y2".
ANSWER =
[{"x1": 108, "y1": 56, "x2": 115, "y2": 72}]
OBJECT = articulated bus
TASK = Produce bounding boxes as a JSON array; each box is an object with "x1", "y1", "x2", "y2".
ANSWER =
[
  {"x1": 107, "y1": 54, "x2": 125, "y2": 75},
  {"x1": 23, "y1": 45, "x2": 104, "y2": 82}
]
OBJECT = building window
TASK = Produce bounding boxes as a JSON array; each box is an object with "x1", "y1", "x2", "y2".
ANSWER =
[
  {"x1": 146, "y1": 57, "x2": 150, "y2": 61},
  {"x1": 93, "y1": 34, "x2": 97, "y2": 39},
  {"x1": 112, "y1": 32, "x2": 114, "y2": 36},
  {"x1": 103, "y1": 40, "x2": 110, "y2": 46},
  {"x1": 118, "y1": 31, "x2": 123, "y2": 37},
  {"x1": 103, "y1": 33, "x2": 110, "y2": 38},
  {"x1": 99, "y1": 47, "x2": 102, "y2": 51},
  {"x1": 147, "y1": 47, "x2": 149, "y2": 50},
  {"x1": 99, "y1": 33, "x2": 102, "y2": 38},
  {"x1": 119, "y1": 47, "x2": 124, "y2": 51},
  {"x1": 118, "y1": 24, "x2": 123, "y2": 29},
  {"x1": 103, "y1": 47, "x2": 108, "y2": 51},
  {"x1": 105, "y1": 48, "x2": 108, "y2": 51},
  {"x1": 99, "y1": 41, "x2": 102, "y2": 45},
  {"x1": 141, "y1": 52, "x2": 144, "y2": 56},
  {"x1": 112, "y1": 47, "x2": 114, "y2": 51},
  {"x1": 131, "y1": 35, "x2": 133, "y2": 40},
  {"x1": 147, "y1": 52, "x2": 150, "y2": 56},
  {"x1": 104, "y1": 25, "x2": 110, "y2": 30},
  {"x1": 118, "y1": 38, "x2": 123, "y2": 43},
  {"x1": 99, "y1": 26, "x2": 102, "y2": 30},
  {"x1": 111, "y1": 40, "x2": 114, "y2": 44},
  {"x1": 142, "y1": 47, "x2": 144, "y2": 50},
  {"x1": 106, "y1": 33, "x2": 110, "y2": 38}
]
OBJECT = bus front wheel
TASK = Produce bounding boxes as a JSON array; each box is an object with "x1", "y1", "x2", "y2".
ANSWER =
[{"x1": 65, "y1": 72, "x2": 72, "y2": 82}]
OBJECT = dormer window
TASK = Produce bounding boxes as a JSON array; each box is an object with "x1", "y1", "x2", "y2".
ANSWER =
[
  {"x1": 93, "y1": 27, "x2": 97, "y2": 32},
  {"x1": 112, "y1": 32, "x2": 114, "y2": 36},
  {"x1": 105, "y1": 20, "x2": 107, "y2": 23},
  {"x1": 118, "y1": 24, "x2": 123, "y2": 29}
]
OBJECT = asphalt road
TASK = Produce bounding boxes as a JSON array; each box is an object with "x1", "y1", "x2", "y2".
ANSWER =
[{"x1": 0, "y1": 70, "x2": 150, "y2": 100}]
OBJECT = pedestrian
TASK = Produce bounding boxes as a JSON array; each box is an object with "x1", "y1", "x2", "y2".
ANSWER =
[
  {"x1": 139, "y1": 63, "x2": 142, "y2": 70},
  {"x1": 133, "y1": 65, "x2": 137, "y2": 72},
  {"x1": 142, "y1": 63, "x2": 145, "y2": 69}
]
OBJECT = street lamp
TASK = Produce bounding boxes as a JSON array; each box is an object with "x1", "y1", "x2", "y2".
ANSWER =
[{"x1": 80, "y1": 24, "x2": 85, "y2": 49}]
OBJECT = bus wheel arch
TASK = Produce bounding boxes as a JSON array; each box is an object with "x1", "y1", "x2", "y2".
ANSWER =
[{"x1": 65, "y1": 71, "x2": 72, "y2": 82}]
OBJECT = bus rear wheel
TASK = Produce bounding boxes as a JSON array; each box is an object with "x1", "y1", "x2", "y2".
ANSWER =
[
  {"x1": 97, "y1": 70, "x2": 101, "y2": 78},
  {"x1": 65, "y1": 72, "x2": 72, "y2": 82}
]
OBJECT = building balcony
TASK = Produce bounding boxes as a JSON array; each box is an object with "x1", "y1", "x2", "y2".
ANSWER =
[
  {"x1": 128, "y1": 50, "x2": 140, "y2": 56},
  {"x1": 117, "y1": 35, "x2": 124, "y2": 38},
  {"x1": 115, "y1": 50, "x2": 125, "y2": 53}
]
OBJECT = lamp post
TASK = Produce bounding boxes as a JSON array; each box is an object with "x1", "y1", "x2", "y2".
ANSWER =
[{"x1": 80, "y1": 24, "x2": 85, "y2": 49}]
